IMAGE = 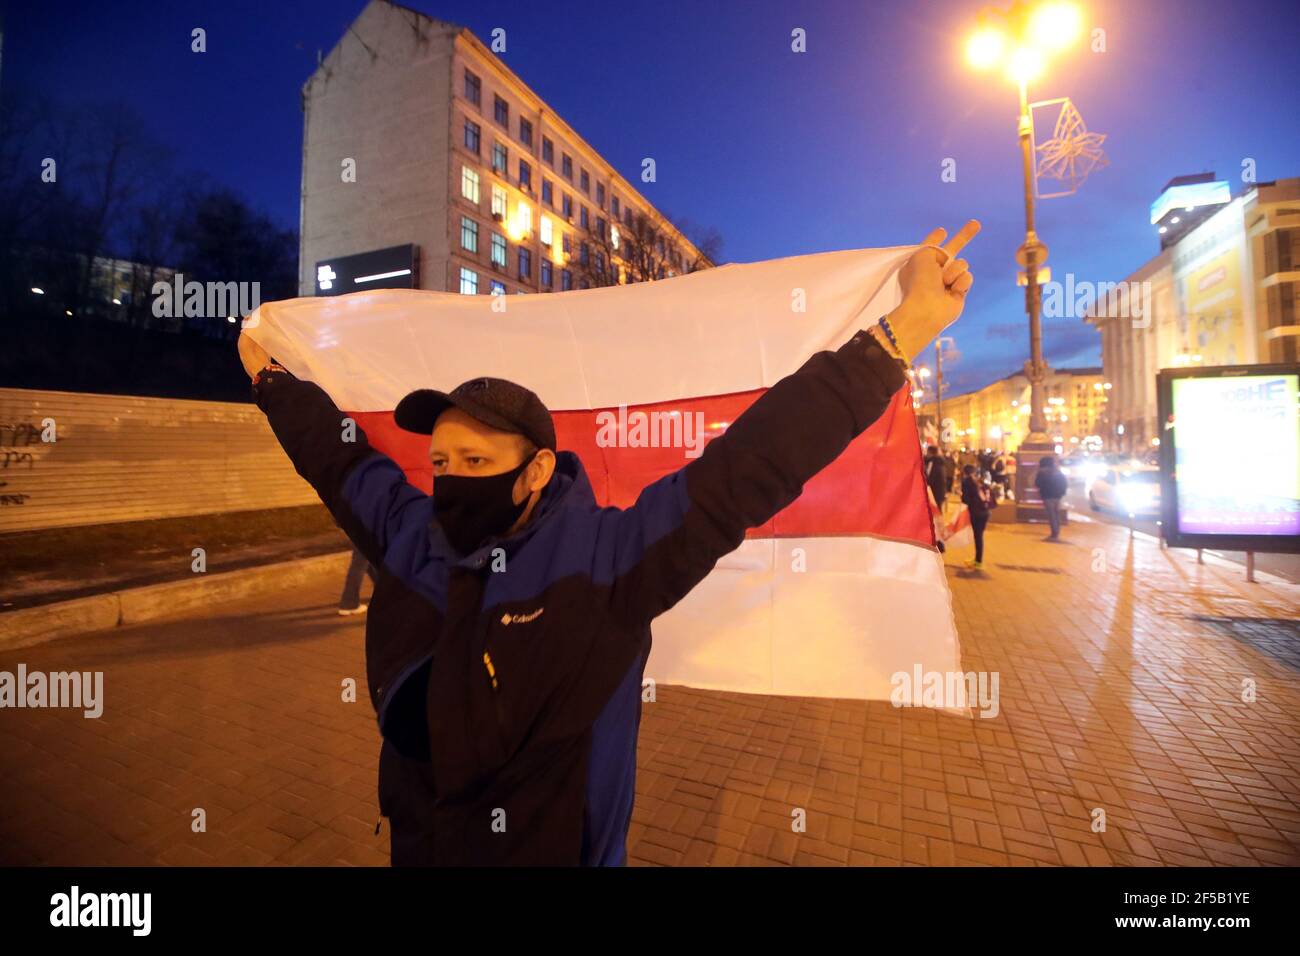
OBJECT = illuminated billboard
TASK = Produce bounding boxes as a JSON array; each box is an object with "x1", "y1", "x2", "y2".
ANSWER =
[
  {"x1": 315, "y1": 244, "x2": 417, "y2": 296},
  {"x1": 1157, "y1": 364, "x2": 1300, "y2": 552},
  {"x1": 1149, "y1": 179, "x2": 1230, "y2": 225}
]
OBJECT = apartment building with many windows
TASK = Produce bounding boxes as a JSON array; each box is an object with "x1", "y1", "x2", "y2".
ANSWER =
[{"x1": 300, "y1": 0, "x2": 708, "y2": 300}]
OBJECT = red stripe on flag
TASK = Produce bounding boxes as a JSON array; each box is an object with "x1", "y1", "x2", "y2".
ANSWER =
[{"x1": 349, "y1": 386, "x2": 932, "y2": 547}]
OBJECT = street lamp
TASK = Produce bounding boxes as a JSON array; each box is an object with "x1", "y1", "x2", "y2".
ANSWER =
[{"x1": 965, "y1": 1, "x2": 1084, "y2": 444}]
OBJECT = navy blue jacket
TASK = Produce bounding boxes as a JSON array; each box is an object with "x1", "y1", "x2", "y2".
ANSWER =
[{"x1": 253, "y1": 328, "x2": 907, "y2": 865}]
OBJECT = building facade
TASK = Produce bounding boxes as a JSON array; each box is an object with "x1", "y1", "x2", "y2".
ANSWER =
[
  {"x1": 918, "y1": 366, "x2": 1106, "y2": 454},
  {"x1": 1086, "y1": 176, "x2": 1300, "y2": 454},
  {"x1": 300, "y1": 0, "x2": 707, "y2": 300}
]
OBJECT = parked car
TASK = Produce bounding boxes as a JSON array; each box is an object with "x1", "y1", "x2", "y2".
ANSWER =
[{"x1": 1088, "y1": 466, "x2": 1162, "y2": 517}]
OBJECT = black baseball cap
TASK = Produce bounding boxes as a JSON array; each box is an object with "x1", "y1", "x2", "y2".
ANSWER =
[{"x1": 394, "y1": 376, "x2": 556, "y2": 451}]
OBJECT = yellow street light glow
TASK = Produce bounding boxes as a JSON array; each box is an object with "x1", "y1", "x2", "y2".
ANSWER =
[
  {"x1": 966, "y1": 28, "x2": 1006, "y2": 70},
  {"x1": 1029, "y1": 3, "x2": 1083, "y2": 51},
  {"x1": 1006, "y1": 45, "x2": 1044, "y2": 84}
]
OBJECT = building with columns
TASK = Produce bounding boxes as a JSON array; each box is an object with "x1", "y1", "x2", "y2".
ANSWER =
[{"x1": 1086, "y1": 175, "x2": 1300, "y2": 454}]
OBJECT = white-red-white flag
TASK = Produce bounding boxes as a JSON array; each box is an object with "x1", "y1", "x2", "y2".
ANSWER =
[{"x1": 246, "y1": 245, "x2": 966, "y2": 710}]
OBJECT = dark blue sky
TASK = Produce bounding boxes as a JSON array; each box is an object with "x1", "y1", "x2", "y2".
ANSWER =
[{"x1": 9, "y1": 0, "x2": 1299, "y2": 393}]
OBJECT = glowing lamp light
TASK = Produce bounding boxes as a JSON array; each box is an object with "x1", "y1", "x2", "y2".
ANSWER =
[
  {"x1": 1029, "y1": 3, "x2": 1083, "y2": 51},
  {"x1": 32, "y1": 287, "x2": 45, "y2": 295},
  {"x1": 918, "y1": 366, "x2": 931, "y2": 378},
  {"x1": 966, "y1": 28, "x2": 1006, "y2": 70},
  {"x1": 1006, "y1": 46, "x2": 1044, "y2": 84}
]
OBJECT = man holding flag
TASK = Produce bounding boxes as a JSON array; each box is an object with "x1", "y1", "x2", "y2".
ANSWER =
[{"x1": 237, "y1": 221, "x2": 979, "y2": 866}]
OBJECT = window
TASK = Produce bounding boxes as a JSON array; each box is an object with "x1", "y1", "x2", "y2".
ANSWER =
[
  {"x1": 623, "y1": 207, "x2": 632, "y2": 227},
  {"x1": 464, "y1": 119, "x2": 481, "y2": 154},
  {"x1": 562, "y1": 268, "x2": 572, "y2": 291},
  {"x1": 580, "y1": 169, "x2": 590, "y2": 194},
  {"x1": 595, "y1": 216, "x2": 605, "y2": 240},
  {"x1": 542, "y1": 136, "x2": 553, "y2": 165},
  {"x1": 494, "y1": 95, "x2": 508, "y2": 127},
  {"x1": 541, "y1": 259, "x2": 552, "y2": 288},
  {"x1": 518, "y1": 247, "x2": 532, "y2": 280},
  {"x1": 611, "y1": 224, "x2": 620, "y2": 250},
  {"x1": 519, "y1": 159, "x2": 532, "y2": 190},
  {"x1": 562, "y1": 233, "x2": 571, "y2": 255},
  {"x1": 541, "y1": 179, "x2": 553, "y2": 206},
  {"x1": 580, "y1": 206, "x2": 589, "y2": 230},
  {"x1": 612, "y1": 195, "x2": 620, "y2": 217},
  {"x1": 562, "y1": 194, "x2": 573, "y2": 220},
  {"x1": 492, "y1": 184, "x2": 507, "y2": 220},
  {"x1": 595, "y1": 252, "x2": 605, "y2": 277},
  {"x1": 518, "y1": 203, "x2": 532, "y2": 236},
  {"x1": 540, "y1": 216, "x2": 553, "y2": 246},
  {"x1": 491, "y1": 233, "x2": 507, "y2": 268},
  {"x1": 519, "y1": 118, "x2": 533, "y2": 148},
  {"x1": 461, "y1": 166, "x2": 480, "y2": 204},
  {"x1": 579, "y1": 242, "x2": 589, "y2": 266},
  {"x1": 464, "y1": 70, "x2": 481, "y2": 106},
  {"x1": 596, "y1": 183, "x2": 605, "y2": 207},
  {"x1": 460, "y1": 216, "x2": 479, "y2": 252},
  {"x1": 561, "y1": 154, "x2": 573, "y2": 181},
  {"x1": 492, "y1": 143, "x2": 507, "y2": 174},
  {"x1": 490, "y1": 279, "x2": 506, "y2": 296},
  {"x1": 459, "y1": 267, "x2": 478, "y2": 295}
]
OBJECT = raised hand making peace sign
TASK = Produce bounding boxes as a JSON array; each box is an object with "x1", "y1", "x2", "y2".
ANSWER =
[{"x1": 883, "y1": 220, "x2": 981, "y2": 363}]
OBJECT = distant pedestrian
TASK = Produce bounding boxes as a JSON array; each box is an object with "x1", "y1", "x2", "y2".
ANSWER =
[
  {"x1": 338, "y1": 545, "x2": 376, "y2": 615},
  {"x1": 1035, "y1": 455, "x2": 1068, "y2": 541},
  {"x1": 991, "y1": 458, "x2": 1007, "y2": 498},
  {"x1": 960, "y1": 464, "x2": 991, "y2": 570},
  {"x1": 924, "y1": 445, "x2": 949, "y2": 510}
]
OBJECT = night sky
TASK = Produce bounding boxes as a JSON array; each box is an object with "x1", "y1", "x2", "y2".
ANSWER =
[{"x1": 9, "y1": 0, "x2": 1299, "y2": 393}]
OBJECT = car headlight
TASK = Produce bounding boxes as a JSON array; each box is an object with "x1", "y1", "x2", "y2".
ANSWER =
[{"x1": 1118, "y1": 484, "x2": 1155, "y2": 510}]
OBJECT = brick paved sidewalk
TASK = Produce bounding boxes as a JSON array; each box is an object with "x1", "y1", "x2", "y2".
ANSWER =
[{"x1": 1, "y1": 517, "x2": 1296, "y2": 866}]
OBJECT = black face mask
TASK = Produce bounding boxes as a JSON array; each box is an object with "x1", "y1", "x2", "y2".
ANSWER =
[{"x1": 433, "y1": 454, "x2": 536, "y2": 556}]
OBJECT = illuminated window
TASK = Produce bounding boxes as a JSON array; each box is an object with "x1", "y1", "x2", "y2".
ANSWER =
[
  {"x1": 464, "y1": 70, "x2": 481, "y2": 106},
  {"x1": 492, "y1": 184, "x2": 507, "y2": 219},
  {"x1": 518, "y1": 203, "x2": 532, "y2": 235},
  {"x1": 459, "y1": 268, "x2": 478, "y2": 295},
  {"x1": 611, "y1": 225, "x2": 620, "y2": 250},
  {"x1": 540, "y1": 216, "x2": 553, "y2": 246},
  {"x1": 461, "y1": 166, "x2": 480, "y2": 204},
  {"x1": 460, "y1": 216, "x2": 479, "y2": 253},
  {"x1": 491, "y1": 233, "x2": 507, "y2": 268},
  {"x1": 490, "y1": 279, "x2": 506, "y2": 296}
]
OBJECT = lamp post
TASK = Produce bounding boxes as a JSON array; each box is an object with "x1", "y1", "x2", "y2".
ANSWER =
[{"x1": 966, "y1": 0, "x2": 1083, "y2": 520}]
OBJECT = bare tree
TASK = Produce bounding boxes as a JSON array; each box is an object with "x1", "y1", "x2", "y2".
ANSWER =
[{"x1": 570, "y1": 208, "x2": 722, "y2": 289}]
